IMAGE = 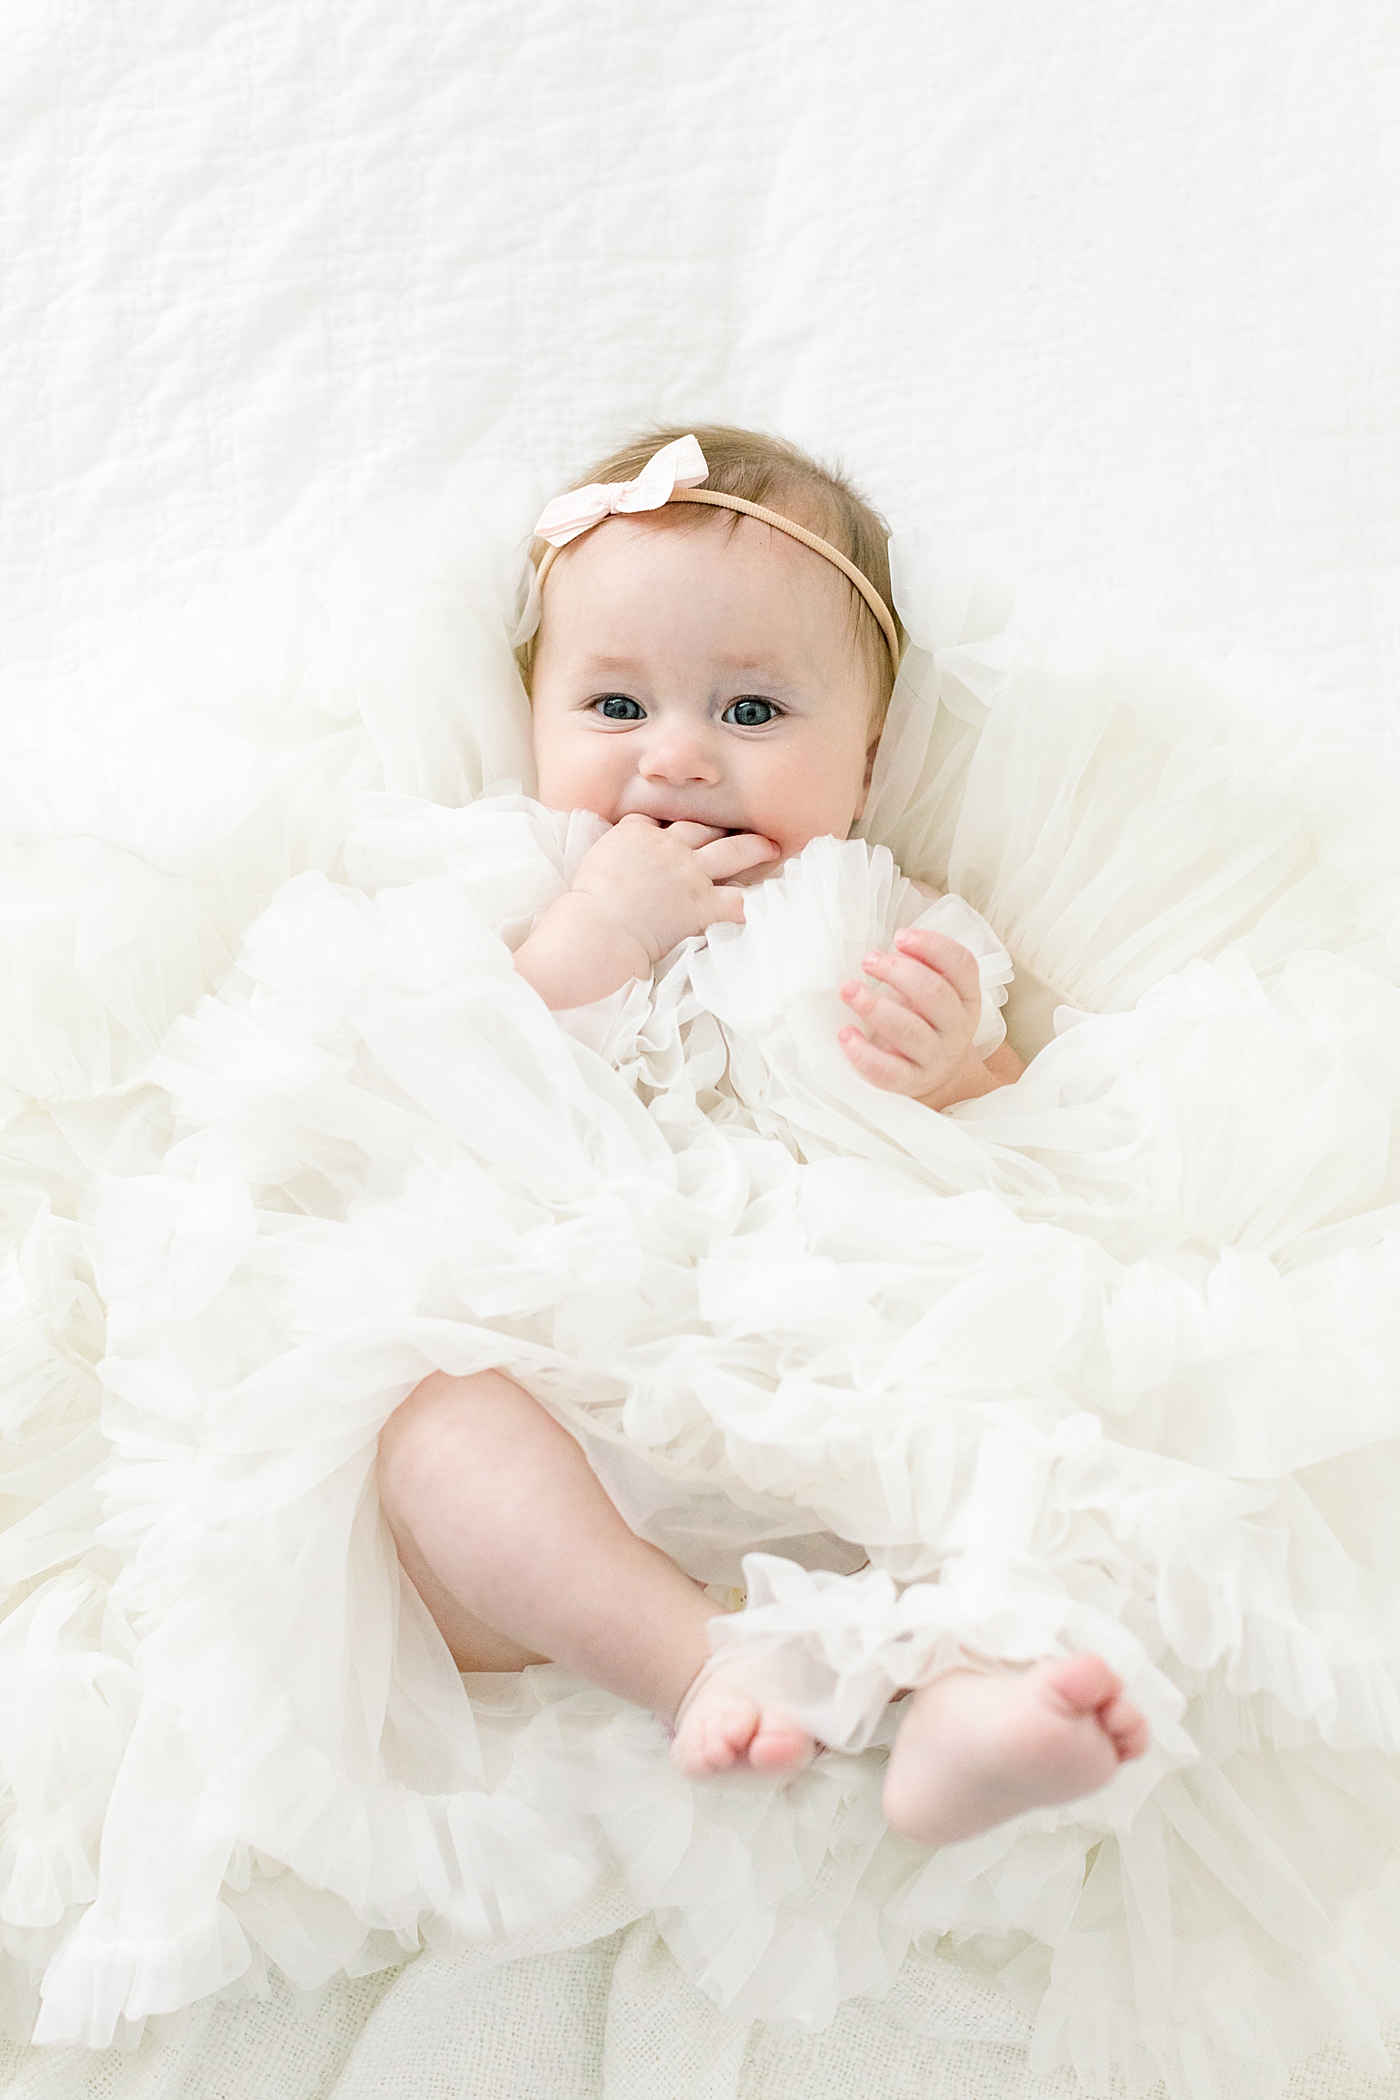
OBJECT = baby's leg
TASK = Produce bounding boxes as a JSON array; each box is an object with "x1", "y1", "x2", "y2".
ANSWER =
[
  {"x1": 377, "y1": 1370, "x2": 812, "y2": 1773},
  {"x1": 882, "y1": 1656, "x2": 1150, "y2": 1847}
]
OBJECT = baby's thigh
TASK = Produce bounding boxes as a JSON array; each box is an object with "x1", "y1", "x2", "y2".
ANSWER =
[{"x1": 377, "y1": 1368, "x2": 552, "y2": 1668}]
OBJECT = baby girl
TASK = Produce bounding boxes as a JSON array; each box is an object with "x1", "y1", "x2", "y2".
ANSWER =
[{"x1": 377, "y1": 427, "x2": 1149, "y2": 1847}]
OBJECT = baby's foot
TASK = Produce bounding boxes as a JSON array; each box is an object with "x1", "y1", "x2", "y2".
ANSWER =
[
  {"x1": 883, "y1": 1654, "x2": 1150, "y2": 1847},
  {"x1": 670, "y1": 1667, "x2": 816, "y2": 1780}
]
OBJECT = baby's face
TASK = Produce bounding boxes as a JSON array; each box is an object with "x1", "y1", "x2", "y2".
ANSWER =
[{"x1": 529, "y1": 511, "x2": 882, "y2": 872}]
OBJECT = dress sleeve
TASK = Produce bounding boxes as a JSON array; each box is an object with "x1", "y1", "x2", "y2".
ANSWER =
[
  {"x1": 552, "y1": 978, "x2": 657, "y2": 1060},
  {"x1": 552, "y1": 937, "x2": 704, "y2": 1086}
]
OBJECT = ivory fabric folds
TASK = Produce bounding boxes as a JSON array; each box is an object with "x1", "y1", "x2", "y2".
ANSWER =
[{"x1": 2, "y1": 506, "x2": 1399, "y2": 2100}]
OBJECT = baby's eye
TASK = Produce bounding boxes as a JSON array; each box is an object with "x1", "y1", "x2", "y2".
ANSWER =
[
  {"x1": 592, "y1": 695, "x2": 646, "y2": 721},
  {"x1": 722, "y1": 698, "x2": 780, "y2": 728}
]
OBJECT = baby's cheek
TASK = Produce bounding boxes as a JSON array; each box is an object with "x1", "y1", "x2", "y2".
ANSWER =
[{"x1": 534, "y1": 739, "x2": 619, "y2": 822}]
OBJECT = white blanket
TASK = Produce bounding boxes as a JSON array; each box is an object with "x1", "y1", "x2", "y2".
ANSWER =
[{"x1": 4, "y1": 1, "x2": 1399, "y2": 754}]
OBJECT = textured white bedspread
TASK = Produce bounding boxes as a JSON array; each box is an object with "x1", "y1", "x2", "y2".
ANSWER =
[
  {"x1": 4, "y1": 0, "x2": 1400, "y2": 754},
  {"x1": 3, "y1": 3, "x2": 1399, "y2": 2097}
]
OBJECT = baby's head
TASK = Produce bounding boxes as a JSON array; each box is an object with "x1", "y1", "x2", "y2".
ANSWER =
[{"x1": 521, "y1": 427, "x2": 901, "y2": 870}]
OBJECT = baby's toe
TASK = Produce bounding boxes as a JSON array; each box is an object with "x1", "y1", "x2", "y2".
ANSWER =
[
  {"x1": 671, "y1": 1722, "x2": 733, "y2": 1779},
  {"x1": 1044, "y1": 1652, "x2": 1121, "y2": 1717},
  {"x1": 671, "y1": 1682, "x2": 816, "y2": 1781},
  {"x1": 703, "y1": 1705, "x2": 755, "y2": 1768},
  {"x1": 1103, "y1": 1695, "x2": 1150, "y2": 1761},
  {"x1": 748, "y1": 1709, "x2": 816, "y2": 1775},
  {"x1": 671, "y1": 1687, "x2": 761, "y2": 1777}
]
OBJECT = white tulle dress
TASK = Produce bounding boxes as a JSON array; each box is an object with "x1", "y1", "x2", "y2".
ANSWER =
[{"x1": 2, "y1": 500, "x2": 1399, "y2": 2100}]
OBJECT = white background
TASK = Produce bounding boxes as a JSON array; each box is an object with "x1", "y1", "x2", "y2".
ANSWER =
[{"x1": 3, "y1": 0, "x2": 1398, "y2": 749}]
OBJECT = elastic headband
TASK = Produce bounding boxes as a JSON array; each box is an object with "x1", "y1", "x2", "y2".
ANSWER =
[{"x1": 529, "y1": 434, "x2": 902, "y2": 677}]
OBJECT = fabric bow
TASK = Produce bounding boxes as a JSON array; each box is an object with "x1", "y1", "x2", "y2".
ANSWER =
[{"x1": 533, "y1": 433, "x2": 709, "y2": 546}]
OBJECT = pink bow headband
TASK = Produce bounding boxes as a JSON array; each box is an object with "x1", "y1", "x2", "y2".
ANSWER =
[{"x1": 528, "y1": 435, "x2": 902, "y2": 676}]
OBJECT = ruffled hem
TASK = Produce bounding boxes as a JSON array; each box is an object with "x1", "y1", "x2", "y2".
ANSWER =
[
  {"x1": 701, "y1": 1554, "x2": 1193, "y2": 1774},
  {"x1": 691, "y1": 839, "x2": 1012, "y2": 1055}
]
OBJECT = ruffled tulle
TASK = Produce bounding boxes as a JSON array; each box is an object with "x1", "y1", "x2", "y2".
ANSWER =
[
  {"x1": 2, "y1": 502, "x2": 1399, "y2": 2098},
  {"x1": 866, "y1": 542, "x2": 1400, "y2": 1054}
]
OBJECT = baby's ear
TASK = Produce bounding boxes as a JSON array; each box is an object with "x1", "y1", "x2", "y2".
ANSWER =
[{"x1": 853, "y1": 727, "x2": 881, "y2": 820}]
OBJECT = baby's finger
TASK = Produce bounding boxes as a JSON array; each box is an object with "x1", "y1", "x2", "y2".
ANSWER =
[
  {"x1": 861, "y1": 948, "x2": 959, "y2": 1022},
  {"x1": 662, "y1": 819, "x2": 730, "y2": 848},
  {"x1": 861, "y1": 949, "x2": 971, "y2": 1035},
  {"x1": 703, "y1": 886, "x2": 748, "y2": 926},
  {"x1": 613, "y1": 811, "x2": 670, "y2": 835},
  {"x1": 891, "y1": 928, "x2": 982, "y2": 1011},
  {"x1": 694, "y1": 831, "x2": 781, "y2": 881},
  {"x1": 838, "y1": 1026, "x2": 921, "y2": 1094},
  {"x1": 840, "y1": 980, "x2": 935, "y2": 1062}
]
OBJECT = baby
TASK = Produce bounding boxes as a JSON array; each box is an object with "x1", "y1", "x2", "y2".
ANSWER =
[{"x1": 378, "y1": 427, "x2": 1148, "y2": 1847}]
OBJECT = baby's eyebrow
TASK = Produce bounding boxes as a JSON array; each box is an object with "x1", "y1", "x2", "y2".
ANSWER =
[
  {"x1": 575, "y1": 653, "x2": 647, "y2": 674},
  {"x1": 572, "y1": 650, "x2": 803, "y2": 694},
  {"x1": 698, "y1": 648, "x2": 808, "y2": 686},
  {"x1": 711, "y1": 670, "x2": 808, "y2": 702}
]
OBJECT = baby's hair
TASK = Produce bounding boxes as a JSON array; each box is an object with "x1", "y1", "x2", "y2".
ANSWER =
[{"x1": 520, "y1": 424, "x2": 903, "y2": 715}]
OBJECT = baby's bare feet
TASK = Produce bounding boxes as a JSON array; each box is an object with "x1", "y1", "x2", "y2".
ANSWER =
[
  {"x1": 670, "y1": 1669, "x2": 817, "y2": 1781},
  {"x1": 883, "y1": 1654, "x2": 1150, "y2": 1846}
]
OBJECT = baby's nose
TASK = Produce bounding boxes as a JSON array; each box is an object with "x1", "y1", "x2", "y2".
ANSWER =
[{"x1": 638, "y1": 723, "x2": 721, "y2": 785}]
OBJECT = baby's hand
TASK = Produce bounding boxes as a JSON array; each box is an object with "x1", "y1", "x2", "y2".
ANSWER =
[
  {"x1": 838, "y1": 927, "x2": 994, "y2": 1110},
  {"x1": 514, "y1": 815, "x2": 779, "y2": 1012},
  {"x1": 571, "y1": 815, "x2": 779, "y2": 968}
]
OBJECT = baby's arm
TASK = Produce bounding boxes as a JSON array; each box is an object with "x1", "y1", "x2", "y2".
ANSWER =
[
  {"x1": 513, "y1": 815, "x2": 779, "y2": 1010},
  {"x1": 839, "y1": 927, "x2": 1024, "y2": 1109}
]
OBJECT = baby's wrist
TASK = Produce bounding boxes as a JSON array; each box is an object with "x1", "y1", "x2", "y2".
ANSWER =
[
  {"x1": 918, "y1": 1050, "x2": 998, "y2": 1112},
  {"x1": 513, "y1": 890, "x2": 654, "y2": 1012}
]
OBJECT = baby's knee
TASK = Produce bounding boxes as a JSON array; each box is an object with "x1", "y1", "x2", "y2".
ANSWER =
[
  {"x1": 379, "y1": 1366, "x2": 563, "y2": 1510},
  {"x1": 377, "y1": 1367, "x2": 525, "y2": 1517}
]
